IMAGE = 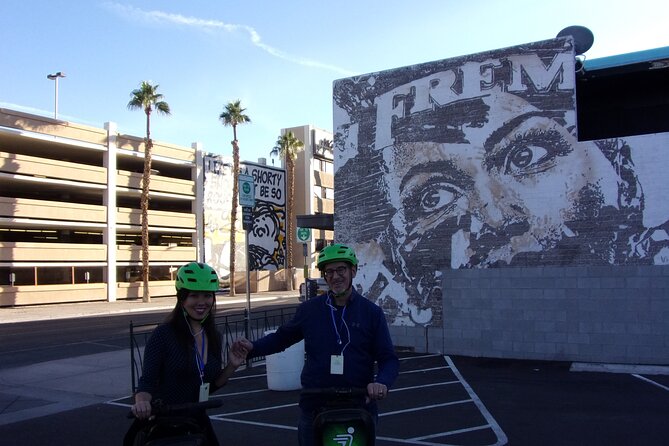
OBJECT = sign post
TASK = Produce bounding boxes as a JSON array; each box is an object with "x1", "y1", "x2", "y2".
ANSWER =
[
  {"x1": 238, "y1": 174, "x2": 255, "y2": 367},
  {"x1": 296, "y1": 227, "x2": 312, "y2": 279}
]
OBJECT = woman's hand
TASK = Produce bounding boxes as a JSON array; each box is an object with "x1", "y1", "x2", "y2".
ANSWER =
[
  {"x1": 231, "y1": 338, "x2": 254, "y2": 359},
  {"x1": 227, "y1": 344, "x2": 247, "y2": 368},
  {"x1": 131, "y1": 392, "x2": 153, "y2": 420}
]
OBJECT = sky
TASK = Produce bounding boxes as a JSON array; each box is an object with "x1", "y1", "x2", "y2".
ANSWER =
[{"x1": 1, "y1": 0, "x2": 668, "y2": 164}]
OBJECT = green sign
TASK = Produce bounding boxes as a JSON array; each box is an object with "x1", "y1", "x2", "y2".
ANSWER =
[
  {"x1": 296, "y1": 227, "x2": 312, "y2": 243},
  {"x1": 238, "y1": 174, "x2": 255, "y2": 207}
]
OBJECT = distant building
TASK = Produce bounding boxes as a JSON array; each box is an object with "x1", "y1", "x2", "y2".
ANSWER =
[
  {"x1": 277, "y1": 125, "x2": 334, "y2": 278},
  {"x1": 0, "y1": 108, "x2": 199, "y2": 305}
]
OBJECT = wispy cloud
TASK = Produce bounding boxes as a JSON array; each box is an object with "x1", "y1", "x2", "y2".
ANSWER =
[{"x1": 103, "y1": 2, "x2": 355, "y2": 76}]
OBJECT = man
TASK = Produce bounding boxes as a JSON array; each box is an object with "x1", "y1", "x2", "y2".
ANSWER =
[{"x1": 232, "y1": 244, "x2": 399, "y2": 445}]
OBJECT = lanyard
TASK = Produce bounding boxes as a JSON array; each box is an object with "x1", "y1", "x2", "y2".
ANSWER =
[
  {"x1": 193, "y1": 334, "x2": 206, "y2": 384},
  {"x1": 328, "y1": 299, "x2": 350, "y2": 354}
]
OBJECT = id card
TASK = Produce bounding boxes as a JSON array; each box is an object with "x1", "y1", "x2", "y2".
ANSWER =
[
  {"x1": 199, "y1": 383, "x2": 210, "y2": 402},
  {"x1": 330, "y1": 355, "x2": 344, "y2": 375}
]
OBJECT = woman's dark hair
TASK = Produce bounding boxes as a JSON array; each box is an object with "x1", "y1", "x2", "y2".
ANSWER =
[{"x1": 165, "y1": 289, "x2": 222, "y2": 357}]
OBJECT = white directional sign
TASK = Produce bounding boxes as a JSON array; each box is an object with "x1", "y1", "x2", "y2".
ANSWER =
[{"x1": 238, "y1": 173, "x2": 255, "y2": 207}]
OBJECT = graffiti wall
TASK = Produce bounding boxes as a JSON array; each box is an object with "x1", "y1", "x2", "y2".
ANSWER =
[
  {"x1": 333, "y1": 37, "x2": 669, "y2": 328},
  {"x1": 241, "y1": 161, "x2": 286, "y2": 271},
  {"x1": 203, "y1": 155, "x2": 286, "y2": 279}
]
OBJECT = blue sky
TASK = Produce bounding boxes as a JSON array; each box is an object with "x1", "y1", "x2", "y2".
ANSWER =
[{"x1": 1, "y1": 0, "x2": 667, "y2": 164}]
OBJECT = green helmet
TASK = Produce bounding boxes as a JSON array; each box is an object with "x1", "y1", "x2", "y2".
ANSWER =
[
  {"x1": 317, "y1": 244, "x2": 358, "y2": 270},
  {"x1": 175, "y1": 262, "x2": 219, "y2": 292}
]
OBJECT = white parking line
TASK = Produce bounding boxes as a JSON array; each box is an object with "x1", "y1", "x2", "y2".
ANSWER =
[
  {"x1": 632, "y1": 374, "x2": 669, "y2": 391},
  {"x1": 445, "y1": 356, "x2": 508, "y2": 446},
  {"x1": 211, "y1": 416, "x2": 297, "y2": 431},
  {"x1": 381, "y1": 398, "x2": 473, "y2": 417}
]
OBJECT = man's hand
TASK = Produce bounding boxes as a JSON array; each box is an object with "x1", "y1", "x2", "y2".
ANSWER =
[
  {"x1": 231, "y1": 338, "x2": 254, "y2": 359},
  {"x1": 367, "y1": 382, "x2": 388, "y2": 401},
  {"x1": 227, "y1": 344, "x2": 247, "y2": 368}
]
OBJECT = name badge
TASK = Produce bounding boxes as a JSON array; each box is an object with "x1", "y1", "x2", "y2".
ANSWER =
[
  {"x1": 199, "y1": 383, "x2": 210, "y2": 402},
  {"x1": 330, "y1": 355, "x2": 344, "y2": 375}
]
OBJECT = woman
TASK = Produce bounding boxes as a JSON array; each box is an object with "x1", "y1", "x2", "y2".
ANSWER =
[{"x1": 124, "y1": 262, "x2": 246, "y2": 446}]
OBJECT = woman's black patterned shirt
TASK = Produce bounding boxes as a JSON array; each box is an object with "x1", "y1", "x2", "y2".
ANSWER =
[{"x1": 137, "y1": 323, "x2": 223, "y2": 404}]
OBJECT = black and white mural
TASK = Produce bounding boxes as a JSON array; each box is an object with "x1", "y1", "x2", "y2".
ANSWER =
[
  {"x1": 203, "y1": 156, "x2": 286, "y2": 279},
  {"x1": 333, "y1": 37, "x2": 669, "y2": 327},
  {"x1": 241, "y1": 162, "x2": 286, "y2": 271}
]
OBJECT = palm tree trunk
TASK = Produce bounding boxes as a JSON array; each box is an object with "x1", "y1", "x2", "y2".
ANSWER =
[
  {"x1": 229, "y1": 139, "x2": 239, "y2": 296},
  {"x1": 285, "y1": 156, "x2": 294, "y2": 291},
  {"x1": 141, "y1": 111, "x2": 152, "y2": 302}
]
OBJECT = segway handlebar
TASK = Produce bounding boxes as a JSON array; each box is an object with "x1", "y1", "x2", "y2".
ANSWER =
[
  {"x1": 300, "y1": 387, "x2": 369, "y2": 398},
  {"x1": 127, "y1": 398, "x2": 223, "y2": 418}
]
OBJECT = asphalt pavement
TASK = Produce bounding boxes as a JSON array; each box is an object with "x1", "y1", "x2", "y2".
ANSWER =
[{"x1": 1, "y1": 293, "x2": 669, "y2": 445}]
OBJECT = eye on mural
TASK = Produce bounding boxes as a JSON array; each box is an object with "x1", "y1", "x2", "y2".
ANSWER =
[
  {"x1": 203, "y1": 156, "x2": 286, "y2": 279},
  {"x1": 333, "y1": 37, "x2": 669, "y2": 328}
]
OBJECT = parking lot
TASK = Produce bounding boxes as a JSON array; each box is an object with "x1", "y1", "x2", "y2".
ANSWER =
[{"x1": 109, "y1": 351, "x2": 669, "y2": 445}]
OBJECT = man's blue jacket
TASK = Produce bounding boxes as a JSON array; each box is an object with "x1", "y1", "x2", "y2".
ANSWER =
[{"x1": 251, "y1": 288, "x2": 400, "y2": 412}]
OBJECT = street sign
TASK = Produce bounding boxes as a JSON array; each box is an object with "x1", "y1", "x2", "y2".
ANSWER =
[
  {"x1": 238, "y1": 174, "x2": 255, "y2": 207},
  {"x1": 242, "y1": 206, "x2": 253, "y2": 231},
  {"x1": 296, "y1": 227, "x2": 312, "y2": 243}
]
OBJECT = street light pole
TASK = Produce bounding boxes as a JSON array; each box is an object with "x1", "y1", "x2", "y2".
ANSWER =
[{"x1": 46, "y1": 72, "x2": 66, "y2": 119}]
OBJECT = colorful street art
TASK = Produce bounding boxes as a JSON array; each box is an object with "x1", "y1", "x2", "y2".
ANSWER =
[{"x1": 333, "y1": 37, "x2": 669, "y2": 327}]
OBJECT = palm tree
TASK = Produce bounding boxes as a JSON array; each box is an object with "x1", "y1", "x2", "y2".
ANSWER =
[
  {"x1": 271, "y1": 131, "x2": 304, "y2": 291},
  {"x1": 127, "y1": 81, "x2": 171, "y2": 302},
  {"x1": 219, "y1": 100, "x2": 251, "y2": 296}
]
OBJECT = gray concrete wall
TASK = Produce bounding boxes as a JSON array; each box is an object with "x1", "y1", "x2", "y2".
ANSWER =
[{"x1": 389, "y1": 265, "x2": 669, "y2": 365}]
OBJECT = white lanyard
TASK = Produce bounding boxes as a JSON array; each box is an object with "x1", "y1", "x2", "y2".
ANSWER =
[{"x1": 327, "y1": 297, "x2": 350, "y2": 354}]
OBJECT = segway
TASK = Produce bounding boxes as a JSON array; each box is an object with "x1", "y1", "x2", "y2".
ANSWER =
[
  {"x1": 302, "y1": 387, "x2": 375, "y2": 446},
  {"x1": 126, "y1": 399, "x2": 223, "y2": 446}
]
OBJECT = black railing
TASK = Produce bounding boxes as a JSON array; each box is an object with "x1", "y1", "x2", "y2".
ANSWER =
[{"x1": 129, "y1": 306, "x2": 298, "y2": 393}]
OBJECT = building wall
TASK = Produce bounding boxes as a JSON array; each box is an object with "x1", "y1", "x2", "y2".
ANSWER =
[
  {"x1": 332, "y1": 38, "x2": 669, "y2": 364},
  {"x1": 0, "y1": 108, "x2": 198, "y2": 306},
  {"x1": 283, "y1": 125, "x2": 334, "y2": 278}
]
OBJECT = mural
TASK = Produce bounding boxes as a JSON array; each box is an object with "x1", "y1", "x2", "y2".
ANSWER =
[
  {"x1": 241, "y1": 162, "x2": 286, "y2": 270},
  {"x1": 203, "y1": 155, "x2": 235, "y2": 281},
  {"x1": 333, "y1": 37, "x2": 669, "y2": 327},
  {"x1": 203, "y1": 155, "x2": 286, "y2": 279}
]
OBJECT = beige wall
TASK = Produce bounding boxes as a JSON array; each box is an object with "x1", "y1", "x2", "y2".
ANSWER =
[{"x1": 0, "y1": 107, "x2": 199, "y2": 306}]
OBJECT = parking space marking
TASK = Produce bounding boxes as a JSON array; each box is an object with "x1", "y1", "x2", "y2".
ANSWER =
[
  {"x1": 632, "y1": 374, "x2": 669, "y2": 392},
  {"x1": 210, "y1": 415, "x2": 297, "y2": 431},
  {"x1": 445, "y1": 356, "x2": 508, "y2": 446},
  {"x1": 391, "y1": 381, "x2": 461, "y2": 392},
  {"x1": 113, "y1": 352, "x2": 509, "y2": 445},
  {"x1": 216, "y1": 401, "x2": 297, "y2": 417},
  {"x1": 381, "y1": 398, "x2": 473, "y2": 416},
  {"x1": 410, "y1": 424, "x2": 493, "y2": 441}
]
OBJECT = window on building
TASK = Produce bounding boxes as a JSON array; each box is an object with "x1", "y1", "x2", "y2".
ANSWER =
[
  {"x1": 0, "y1": 267, "x2": 35, "y2": 286},
  {"x1": 37, "y1": 267, "x2": 72, "y2": 285},
  {"x1": 577, "y1": 55, "x2": 669, "y2": 140},
  {"x1": 73, "y1": 267, "x2": 104, "y2": 284}
]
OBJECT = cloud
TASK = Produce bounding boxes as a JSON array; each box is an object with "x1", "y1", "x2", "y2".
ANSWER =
[{"x1": 102, "y1": 2, "x2": 355, "y2": 76}]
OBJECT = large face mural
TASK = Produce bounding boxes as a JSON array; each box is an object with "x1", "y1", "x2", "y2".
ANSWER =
[{"x1": 333, "y1": 38, "x2": 669, "y2": 327}]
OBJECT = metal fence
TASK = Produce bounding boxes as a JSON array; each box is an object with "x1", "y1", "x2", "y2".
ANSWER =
[{"x1": 129, "y1": 306, "x2": 298, "y2": 393}]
